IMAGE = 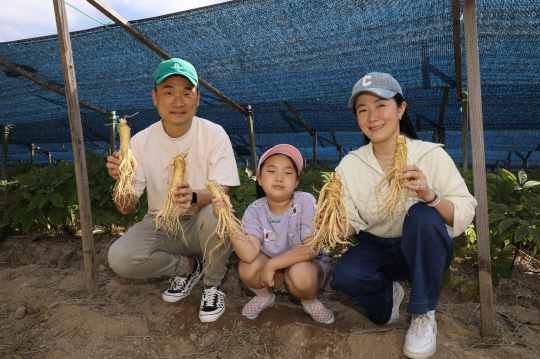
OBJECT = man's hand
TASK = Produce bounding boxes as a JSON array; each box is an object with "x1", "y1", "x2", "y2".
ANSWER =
[
  {"x1": 172, "y1": 181, "x2": 194, "y2": 209},
  {"x1": 211, "y1": 195, "x2": 227, "y2": 216},
  {"x1": 106, "y1": 151, "x2": 121, "y2": 181}
]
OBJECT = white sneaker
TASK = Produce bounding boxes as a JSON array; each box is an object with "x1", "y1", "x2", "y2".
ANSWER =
[
  {"x1": 403, "y1": 310, "x2": 437, "y2": 359},
  {"x1": 199, "y1": 286, "x2": 226, "y2": 323},
  {"x1": 387, "y1": 281, "x2": 404, "y2": 324},
  {"x1": 162, "y1": 258, "x2": 203, "y2": 303}
]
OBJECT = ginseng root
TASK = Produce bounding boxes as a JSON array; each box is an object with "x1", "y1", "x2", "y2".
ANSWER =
[
  {"x1": 375, "y1": 134, "x2": 408, "y2": 220},
  {"x1": 205, "y1": 180, "x2": 249, "y2": 264},
  {"x1": 114, "y1": 114, "x2": 138, "y2": 210},
  {"x1": 309, "y1": 172, "x2": 350, "y2": 254},
  {"x1": 153, "y1": 152, "x2": 188, "y2": 234}
]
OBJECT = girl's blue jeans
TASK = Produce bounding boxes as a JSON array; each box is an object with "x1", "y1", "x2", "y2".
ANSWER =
[{"x1": 330, "y1": 202, "x2": 454, "y2": 325}]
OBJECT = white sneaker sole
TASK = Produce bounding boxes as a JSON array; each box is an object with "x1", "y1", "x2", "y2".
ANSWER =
[
  {"x1": 243, "y1": 301, "x2": 275, "y2": 320},
  {"x1": 321, "y1": 313, "x2": 335, "y2": 324},
  {"x1": 161, "y1": 272, "x2": 203, "y2": 303},
  {"x1": 199, "y1": 306, "x2": 225, "y2": 323},
  {"x1": 403, "y1": 343, "x2": 437, "y2": 359}
]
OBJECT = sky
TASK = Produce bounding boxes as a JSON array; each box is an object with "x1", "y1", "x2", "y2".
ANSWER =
[{"x1": 0, "y1": 0, "x2": 229, "y2": 43}]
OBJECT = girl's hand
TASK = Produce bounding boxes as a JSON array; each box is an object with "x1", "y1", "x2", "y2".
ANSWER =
[
  {"x1": 259, "y1": 262, "x2": 276, "y2": 288},
  {"x1": 398, "y1": 165, "x2": 436, "y2": 202},
  {"x1": 211, "y1": 195, "x2": 227, "y2": 216}
]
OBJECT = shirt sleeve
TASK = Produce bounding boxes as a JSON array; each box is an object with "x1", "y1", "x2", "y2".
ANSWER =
[
  {"x1": 336, "y1": 163, "x2": 366, "y2": 234},
  {"x1": 207, "y1": 127, "x2": 241, "y2": 187},
  {"x1": 242, "y1": 203, "x2": 263, "y2": 240},
  {"x1": 428, "y1": 148, "x2": 478, "y2": 237}
]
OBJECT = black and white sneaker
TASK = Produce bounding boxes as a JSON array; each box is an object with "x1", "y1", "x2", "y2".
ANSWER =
[
  {"x1": 199, "y1": 285, "x2": 226, "y2": 323},
  {"x1": 162, "y1": 258, "x2": 203, "y2": 303}
]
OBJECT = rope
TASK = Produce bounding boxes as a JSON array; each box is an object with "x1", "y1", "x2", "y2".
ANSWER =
[{"x1": 65, "y1": 1, "x2": 112, "y2": 26}]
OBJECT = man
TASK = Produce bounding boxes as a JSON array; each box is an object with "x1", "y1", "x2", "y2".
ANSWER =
[{"x1": 106, "y1": 58, "x2": 240, "y2": 323}]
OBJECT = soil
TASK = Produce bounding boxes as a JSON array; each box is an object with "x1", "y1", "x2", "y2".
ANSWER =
[{"x1": 1, "y1": 231, "x2": 539, "y2": 359}]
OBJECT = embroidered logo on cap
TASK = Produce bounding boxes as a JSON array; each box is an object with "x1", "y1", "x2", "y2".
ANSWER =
[
  {"x1": 174, "y1": 63, "x2": 180, "y2": 68},
  {"x1": 362, "y1": 75, "x2": 372, "y2": 87}
]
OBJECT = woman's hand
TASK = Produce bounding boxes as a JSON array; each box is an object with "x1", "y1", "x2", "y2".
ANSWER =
[
  {"x1": 259, "y1": 261, "x2": 276, "y2": 288},
  {"x1": 398, "y1": 165, "x2": 436, "y2": 202}
]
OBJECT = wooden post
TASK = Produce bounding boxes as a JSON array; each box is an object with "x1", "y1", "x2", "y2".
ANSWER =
[
  {"x1": 48, "y1": 152, "x2": 52, "y2": 164},
  {"x1": 53, "y1": 0, "x2": 98, "y2": 295},
  {"x1": 452, "y1": 0, "x2": 469, "y2": 171},
  {"x1": 2, "y1": 126, "x2": 8, "y2": 179},
  {"x1": 463, "y1": 0, "x2": 495, "y2": 336},
  {"x1": 330, "y1": 132, "x2": 344, "y2": 163},
  {"x1": 434, "y1": 88, "x2": 449, "y2": 144},
  {"x1": 30, "y1": 144, "x2": 35, "y2": 164},
  {"x1": 461, "y1": 86, "x2": 469, "y2": 172},
  {"x1": 110, "y1": 111, "x2": 117, "y2": 155},
  {"x1": 313, "y1": 130, "x2": 318, "y2": 166},
  {"x1": 244, "y1": 106, "x2": 258, "y2": 174}
]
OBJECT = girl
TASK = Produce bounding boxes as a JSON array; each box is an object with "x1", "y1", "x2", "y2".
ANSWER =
[
  {"x1": 211, "y1": 144, "x2": 334, "y2": 324},
  {"x1": 329, "y1": 73, "x2": 477, "y2": 358}
]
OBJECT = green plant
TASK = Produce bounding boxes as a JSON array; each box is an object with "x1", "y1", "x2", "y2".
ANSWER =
[
  {"x1": 230, "y1": 166, "x2": 257, "y2": 219},
  {"x1": 2, "y1": 160, "x2": 78, "y2": 235}
]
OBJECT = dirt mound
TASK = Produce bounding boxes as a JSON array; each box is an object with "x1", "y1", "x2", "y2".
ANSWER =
[{"x1": 1, "y1": 234, "x2": 539, "y2": 358}]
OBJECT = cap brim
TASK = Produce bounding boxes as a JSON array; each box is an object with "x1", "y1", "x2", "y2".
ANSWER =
[
  {"x1": 257, "y1": 144, "x2": 303, "y2": 174},
  {"x1": 348, "y1": 88, "x2": 398, "y2": 108},
  {"x1": 155, "y1": 72, "x2": 198, "y2": 86}
]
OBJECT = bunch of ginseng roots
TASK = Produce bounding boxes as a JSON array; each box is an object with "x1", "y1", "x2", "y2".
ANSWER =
[
  {"x1": 114, "y1": 114, "x2": 138, "y2": 211},
  {"x1": 205, "y1": 180, "x2": 249, "y2": 264},
  {"x1": 153, "y1": 152, "x2": 188, "y2": 235},
  {"x1": 308, "y1": 172, "x2": 350, "y2": 255},
  {"x1": 374, "y1": 134, "x2": 409, "y2": 221}
]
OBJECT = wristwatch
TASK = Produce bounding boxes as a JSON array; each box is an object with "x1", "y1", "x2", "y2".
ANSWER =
[{"x1": 190, "y1": 191, "x2": 198, "y2": 206}]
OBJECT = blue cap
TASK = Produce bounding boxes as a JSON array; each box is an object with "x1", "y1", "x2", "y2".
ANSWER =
[{"x1": 348, "y1": 72, "x2": 403, "y2": 108}]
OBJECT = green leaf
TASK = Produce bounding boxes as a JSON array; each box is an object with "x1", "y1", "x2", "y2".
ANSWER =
[
  {"x1": 21, "y1": 211, "x2": 34, "y2": 233},
  {"x1": 38, "y1": 196, "x2": 48, "y2": 210},
  {"x1": 529, "y1": 227, "x2": 540, "y2": 247},
  {"x1": 488, "y1": 211, "x2": 506, "y2": 223},
  {"x1": 491, "y1": 270, "x2": 500, "y2": 287},
  {"x1": 28, "y1": 195, "x2": 41, "y2": 211},
  {"x1": 498, "y1": 168, "x2": 517, "y2": 183},
  {"x1": 498, "y1": 218, "x2": 515, "y2": 233},
  {"x1": 60, "y1": 172, "x2": 73, "y2": 181},
  {"x1": 49, "y1": 206, "x2": 61, "y2": 225},
  {"x1": 514, "y1": 225, "x2": 529, "y2": 242},
  {"x1": 15, "y1": 174, "x2": 37, "y2": 186},
  {"x1": 440, "y1": 268, "x2": 452, "y2": 289},
  {"x1": 50, "y1": 193, "x2": 64, "y2": 208},
  {"x1": 493, "y1": 258, "x2": 512, "y2": 279}
]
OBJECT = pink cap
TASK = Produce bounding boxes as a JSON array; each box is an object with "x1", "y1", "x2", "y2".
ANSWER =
[{"x1": 258, "y1": 144, "x2": 303, "y2": 175}]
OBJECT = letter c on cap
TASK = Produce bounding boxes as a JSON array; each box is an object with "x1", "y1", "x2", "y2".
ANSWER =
[{"x1": 362, "y1": 75, "x2": 372, "y2": 87}]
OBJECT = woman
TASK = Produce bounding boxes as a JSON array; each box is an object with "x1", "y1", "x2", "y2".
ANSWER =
[{"x1": 329, "y1": 72, "x2": 477, "y2": 359}]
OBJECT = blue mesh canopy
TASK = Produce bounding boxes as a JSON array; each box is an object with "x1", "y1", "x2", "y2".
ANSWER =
[{"x1": 0, "y1": 0, "x2": 539, "y2": 169}]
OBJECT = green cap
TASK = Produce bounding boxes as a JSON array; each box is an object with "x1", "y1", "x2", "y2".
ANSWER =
[{"x1": 154, "y1": 58, "x2": 198, "y2": 87}]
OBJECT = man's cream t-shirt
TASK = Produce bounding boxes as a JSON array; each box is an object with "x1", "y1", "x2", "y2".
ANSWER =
[{"x1": 130, "y1": 116, "x2": 240, "y2": 214}]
